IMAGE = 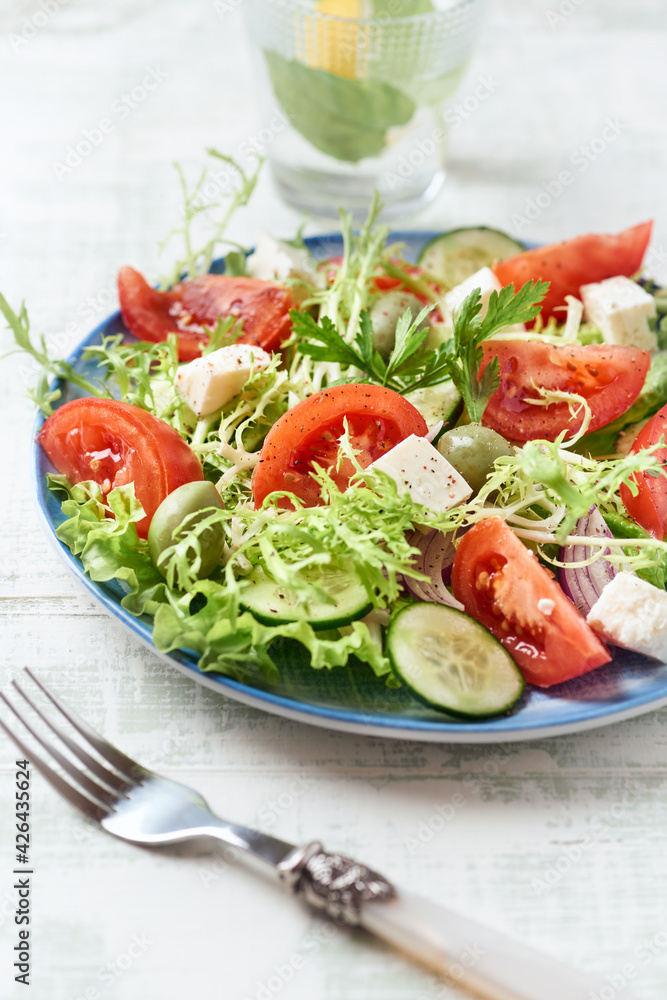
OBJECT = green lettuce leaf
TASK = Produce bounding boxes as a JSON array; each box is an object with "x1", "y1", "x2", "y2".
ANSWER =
[
  {"x1": 153, "y1": 590, "x2": 390, "y2": 686},
  {"x1": 53, "y1": 481, "x2": 167, "y2": 616}
]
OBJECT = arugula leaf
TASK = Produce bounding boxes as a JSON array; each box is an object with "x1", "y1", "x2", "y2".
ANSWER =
[{"x1": 264, "y1": 53, "x2": 415, "y2": 163}]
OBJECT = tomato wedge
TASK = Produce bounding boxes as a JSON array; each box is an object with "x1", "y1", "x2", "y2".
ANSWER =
[
  {"x1": 480, "y1": 340, "x2": 650, "y2": 442},
  {"x1": 118, "y1": 267, "x2": 294, "y2": 362},
  {"x1": 452, "y1": 518, "x2": 611, "y2": 687},
  {"x1": 38, "y1": 398, "x2": 204, "y2": 538},
  {"x1": 252, "y1": 383, "x2": 428, "y2": 508},
  {"x1": 620, "y1": 404, "x2": 667, "y2": 540},
  {"x1": 493, "y1": 222, "x2": 652, "y2": 322}
]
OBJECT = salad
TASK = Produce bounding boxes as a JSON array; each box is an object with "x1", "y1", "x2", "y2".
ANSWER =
[{"x1": 6, "y1": 153, "x2": 667, "y2": 723}]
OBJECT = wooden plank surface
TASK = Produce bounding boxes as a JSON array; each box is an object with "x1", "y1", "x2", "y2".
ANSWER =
[{"x1": 2, "y1": 0, "x2": 667, "y2": 997}]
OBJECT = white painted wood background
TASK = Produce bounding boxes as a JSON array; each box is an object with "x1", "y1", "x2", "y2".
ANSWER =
[{"x1": 1, "y1": 1, "x2": 667, "y2": 998}]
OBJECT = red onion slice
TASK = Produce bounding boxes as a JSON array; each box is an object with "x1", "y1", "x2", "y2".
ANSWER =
[
  {"x1": 403, "y1": 528, "x2": 463, "y2": 610},
  {"x1": 425, "y1": 421, "x2": 444, "y2": 443},
  {"x1": 558, "y1": 506, "x2": 617, "y2": 616}
]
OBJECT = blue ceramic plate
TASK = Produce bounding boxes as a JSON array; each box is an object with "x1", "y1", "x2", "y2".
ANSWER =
[{"x1": 32, "y1": 232, "x2": 667, "y2": 743}]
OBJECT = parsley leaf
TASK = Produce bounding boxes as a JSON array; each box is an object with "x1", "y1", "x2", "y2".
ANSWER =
[
  {"x1": 292, "y1": 306, "x2": 433, "y2": 391},
  {"x1": 293, "y1": 278, "x2": 547, "y2": 410},
  {"x1": 292, "y1": 311, "x2": 368, "y2": 373},
  {"x1": 433, "y1": 279, "x2": 549, "y2": 422}
]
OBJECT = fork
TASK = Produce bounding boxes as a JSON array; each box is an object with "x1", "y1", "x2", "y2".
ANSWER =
[{"x1": 0, "y1": 668, "x2": 632, "y2": 1000}]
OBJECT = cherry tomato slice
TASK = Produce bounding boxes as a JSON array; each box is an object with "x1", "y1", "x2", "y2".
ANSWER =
[
  {"x1": 118, "y1": 267, "x2": 293, "y2": 362},
  {"x1": 38, "y1": 398, "x2": 204, "y2": 538},
  {"x1": 452, "y1": 517, "x2": 611, "y2": 687},
  {"x1": 480, "y1": 341, "x2": 650, "y2": 442},
  {"x1": 251, "y1": 383, "x2": 428, "y2": 508},
  {"x1": 493, "y1": 222, "x2": 653, "y2": 323},
  {"x1": 620, "y1": 404, "x2": 667, "y2": 540}
]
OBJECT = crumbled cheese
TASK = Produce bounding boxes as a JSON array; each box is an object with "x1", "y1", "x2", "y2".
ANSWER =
[
  {"x1": 444, "y1": 267, "x2": 501, "y2": 321},
  {"x1": 365, "y1": 434, "x2": 472, "y2": 513},
  {"x1": 580, "y1": 276, "x2": 657, "y2": 351},
  {"x1": 586, "y1": 572, "x2": 667, "y2": 660},
  {"x1": 537, "y1": 598, "x2": 555, "y2": 616},
  {"x1": 246, "y1": 233, "x2": 324, "y2": 289},
  {"x1": 175, "y1": 344, "x2": 272, "y2": 417},
  {"x1": 444, "y1": 266, "x2": 525, "y2": 332}
]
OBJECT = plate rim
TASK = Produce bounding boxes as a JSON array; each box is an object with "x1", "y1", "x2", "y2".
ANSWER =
[{"x1": 30, "y1": 230, "x2": 667, "y2": 743}]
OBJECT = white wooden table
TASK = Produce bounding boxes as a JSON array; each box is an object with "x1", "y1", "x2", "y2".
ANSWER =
[{"x1": 2, "y1": 1, "x2": 667, "y2": 997}]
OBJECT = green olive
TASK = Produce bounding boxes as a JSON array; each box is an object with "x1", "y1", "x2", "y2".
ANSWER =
[
  {"x1": 437, "y1": 424, "x2": 514, "y2": 494},
  {"x1": 369, "y1": 290, "x2": 428, "y2": 358},
  {"x1": 148, "y1": 481, "x2": 224, "y2": 579}
]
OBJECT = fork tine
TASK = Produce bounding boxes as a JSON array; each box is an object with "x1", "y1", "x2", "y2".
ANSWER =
[
  {"x1": 0, "y1": 692, "x2": 117, "y2": 809},
  {"x1": 12, "y1": 679, "x2": 133, "y2": 796},
  {"x1": 0, "y1": 715, "x2": 109, "y2": 823},
  {"x1": 24, "y1": 668, "x2": 146, "y2": 781}
]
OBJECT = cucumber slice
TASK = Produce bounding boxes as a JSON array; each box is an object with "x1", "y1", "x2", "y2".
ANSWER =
[
  {"x1": 405, "y1": 381, "x2": 462, "y2": 429},
  {"x1": 241, "y1": 562, "x2": 373, "y2": 630},
  {"x1": 418, "y1": 227, "x2": 526, "y2": 289},
  {"x1": 387, "y1": 603, "x2": 524, "y2": 719}
]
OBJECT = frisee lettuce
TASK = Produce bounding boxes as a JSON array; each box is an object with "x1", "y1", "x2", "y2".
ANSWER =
[
  {"x1": 1, "y1": 293, "x2": 111, "y2": 416},
  {"x1": 49, "y1": 477, "x2": 405, "y2": 682},
  {"x1": 159, "y1": 149, "x2": 262, "y2": 287},
  {"x1": 292, "y1": 260, "x2": 548, "y2": 413}
]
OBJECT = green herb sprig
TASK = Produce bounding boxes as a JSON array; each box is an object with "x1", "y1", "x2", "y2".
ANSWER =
[
  {"x1": 293, "y1": 278, "x2": 549, "y2": 413},
  {"x1": 0, "y1": 293, "x2": 111, "y2": 416},
  {"x1": 159, "y1": 149, "x2": 262, "y2": 287}
]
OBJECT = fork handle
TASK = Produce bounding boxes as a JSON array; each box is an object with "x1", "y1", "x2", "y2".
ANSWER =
[{"x1": 361, "y1": 891, "x2": 635, "y2": 1000}]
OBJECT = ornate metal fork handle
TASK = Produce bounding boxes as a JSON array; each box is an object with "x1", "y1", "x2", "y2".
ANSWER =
[
  {"x1": 0, "y1": 669, "x2": 635, "y2": 1000},
  {"x1": 277, "y1": 840, "x2": 396, "y2": 926}
]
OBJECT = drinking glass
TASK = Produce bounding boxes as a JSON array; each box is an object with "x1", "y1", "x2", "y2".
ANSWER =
[{"x1": 245, "y1": 0, "x2": 488, "y2": 218}]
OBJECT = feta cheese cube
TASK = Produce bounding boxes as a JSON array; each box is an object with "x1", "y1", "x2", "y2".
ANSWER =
[
  {"x1": 586, "y1": 572, "x2": 667, "y2": 661},
  {"x1": 444, "y1": 267, "x2": 525, "y2": 332},
  {"x1": 444, "y1": 267, "x2": 500, "y2": 321},
  {"x1": 246, "y1": 233, "x2": 324, "y2": 290},
  {"x1": 175, "y1": 344, "x2": 272, "y2": 417},
  {"x1": 366, "y1": 434, "x2": 472, "y2": 513},
  {"x1": 580, "y1": 276, "x2": 657, "y2": 351}
]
